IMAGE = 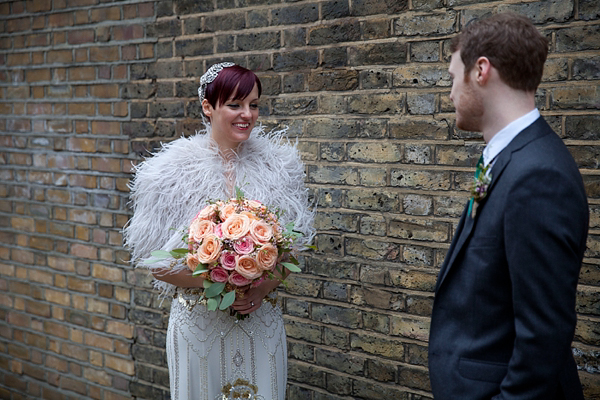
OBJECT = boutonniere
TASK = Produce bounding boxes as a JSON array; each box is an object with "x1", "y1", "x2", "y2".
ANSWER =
[{"x1": 468, "y1": 163, "x2": 491, "y2": 219}]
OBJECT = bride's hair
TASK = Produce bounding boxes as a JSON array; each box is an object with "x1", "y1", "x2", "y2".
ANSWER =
[{"x1": 205, "y1": 65, "x2": 262, "y2": 108}]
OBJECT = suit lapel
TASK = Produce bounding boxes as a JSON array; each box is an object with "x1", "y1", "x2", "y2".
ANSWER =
[{"x1": 435, "y1": 117, "x2": 550, "y2": 292}]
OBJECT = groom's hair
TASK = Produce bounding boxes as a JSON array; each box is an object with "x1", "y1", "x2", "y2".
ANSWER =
[{"x1": 450, "y1": 12, "x2": 548, "y2": 92}]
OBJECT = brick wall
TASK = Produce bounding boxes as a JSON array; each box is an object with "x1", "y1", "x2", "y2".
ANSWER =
[{"x1": 0, "y1": 0, "x2": 599, "y2": 399}]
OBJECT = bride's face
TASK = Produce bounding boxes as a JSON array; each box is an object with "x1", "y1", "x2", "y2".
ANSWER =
[{"x1": 202, "y1": 83, "x2": 260, "y2": 151}]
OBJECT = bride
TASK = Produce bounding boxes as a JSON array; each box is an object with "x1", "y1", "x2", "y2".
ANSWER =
[{"x1": 124, "y1": 63, "x2": 315, "y2": 399}]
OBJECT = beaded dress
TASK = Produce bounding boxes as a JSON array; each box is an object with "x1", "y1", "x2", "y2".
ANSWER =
[{"x1": 124, "y1": 127, "x2": 315, "y2": 399}]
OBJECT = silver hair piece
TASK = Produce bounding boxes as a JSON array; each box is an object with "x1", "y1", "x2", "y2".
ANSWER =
[{"x1": 197, "y1": 62, "x2": 235, "y2": 104}]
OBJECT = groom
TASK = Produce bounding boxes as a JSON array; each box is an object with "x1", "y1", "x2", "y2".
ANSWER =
[{"x1": 428, "y1": 13, "x2": 588, "y2": 400}]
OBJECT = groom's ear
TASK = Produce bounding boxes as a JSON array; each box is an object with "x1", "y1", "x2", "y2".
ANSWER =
[{"x1": 474, "y1": 56, "x2": 492, "y2": 86}]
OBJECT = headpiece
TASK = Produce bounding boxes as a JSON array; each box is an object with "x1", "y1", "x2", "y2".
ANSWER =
[{"x1": 197, "y1": 62, "x2": 235, "y2": 103}]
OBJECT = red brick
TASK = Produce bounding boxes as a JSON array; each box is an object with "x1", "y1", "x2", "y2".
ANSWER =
[
  {"x1": 91, "y1": 6, "x2": 120, "y2": 22},
  {"x1": 139, "y1": 2, "x2": 154, "y2": 17},
  {"x1": 69, "y1": 66, "x2": 94, "y2": 81},
  {"x1": 123, "y1": 4, "x2": 136, "y2": 19},
  {"x1": 89, "y1": 46, "x2": 119, "y2": 62},
  {"x1": 98, "y1": 65, "x2": 110, "y2": 79},
  {"x1": 68, "y1": 137, "x2": 95, "y2": 152},
  {"x1": 47, "y1": 256, "x2": 75, "y2": 272},
  {"x1": 69, "y1": 174, "x2": 97, "y2": 189},
  {"x1": 74, "y1": 10, "x2": 90, "y2": 25},
  {"x1": 53, "y1": 31, "x2": 66, "y2": 45},
  {"x1": 48, "y1": 12, "x2": 73, "y2": 28},
  {"x1": 75, "y1": 48, "x2": 88, "y2": 62},
  {"x1": 69, "y1": 0, "x2": 99, "y2": 6},
  {"x1": 90, "y1": 84, "x2": 118, "y2": 98},
  {"x1": 32, "y1": 16, "x2": 45, "y2": 30},
  {"x1": 46, "y1": 355, "x2": 68, "y2": 371},
  {"x1": 70, "y1": 244, "x2": 97, "y2": 260},
  {"x1": 30, "y1": 236, "x2": 53, "y2": 251},
  {"x1": 6, "y1": 17, "x2": 31, "y2": 33},
  {"x1": 47, "y1": 49, "x2": 72, "y2": 64},
  {"x1": 68, "y1": 277, "x2": 95, "y2": 294},
  {"x1": 46, "y1": 119, "x2": 71, "y2": 133},
  {"x1": 46, "y1": 189, "x2": 70, "y2": 203},
  {"x1": 26, "y1": 69, "x2": 50, "y2": 83},
  {"x1": 26, "y1": 33, "x2": 49, "y2": 47},
  {"x1": 69, "y1": 103, "x2": 95, "y2": 116},
  {"x1": 68, "y1": 29, "x2": 94, "y2": 45},
  {"x1": 27, "y1": 0, "x2": 51, "y2": 12},
  {"x1": 7, "y1": 119, "x2": 31, "y2": 132},
  {"x1": 6, "y1": 52, "x2": 29, "y2": 66},
  {"x1": 12, "y1": 1, "x2": 25, "y2": 13},
  {"x1": 113, "y1": 25, "x2": 144, "y2": 41},
  {"x1": 27, "y1": 103, "x2": 51, "y2": 115},
  {"x1": 121, "y1": 45, "x2": 136, "y2": 61},
  {"x1": 91, "y1": 121, "x2": 120, "y2": 135},
  {"x1": 26, "y1": 300, "x2": 51, "y2": 318},
  {"x1": 75, "y1": 120, "x2": 89, "y2": 133},
  {"x1": 98, "y1": 103, "x2": 111, "y2": 115},
  {"x1": 139, "y1": 43, "x2": 153, "y2": 59}
]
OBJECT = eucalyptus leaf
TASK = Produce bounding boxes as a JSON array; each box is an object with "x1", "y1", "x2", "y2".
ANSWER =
[
  {"x1": 220, "y1": 291, "x2": 236, "y2": 310},
  {"x1": 144, "y1": 258, "x2": 165, "y2": 264},
  {"x1": 207, "y1": 298, "x2": 218, "y2": 311},
  {"x1": 170, "y1": 248, "x2": 189, "y2": 254},
  {"x1": 205, "y1": 282, "x2": 226, "y2": 298},
  {"x1": 203, "y1": 280, "x2": 212, "y2": 289},
  {"x1": 192, "y1": 268, "x2": 209, "y2": 276},
  {"x1": 282, "y1": 262, "x2": 301, "y2": 273},
  {"x1": 151, "y1": 250, "x2": 172, "y2": 259}
]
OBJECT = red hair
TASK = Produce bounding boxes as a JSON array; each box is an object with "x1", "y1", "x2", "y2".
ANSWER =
[{"x1": 204, "y1": 65, "x2": 262, "y2": 108}]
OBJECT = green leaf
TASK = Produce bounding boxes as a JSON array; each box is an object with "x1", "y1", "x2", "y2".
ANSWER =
[
  {"x1": 305, "y1": 245, "x2": 317, "y2": 251},
  {"x1": 144, "y1": 258, "x2": 165, "y2": 264},
  {"x1": 289, "y1": 254, "x2": 299, "y2": 265},
  {"x1": 220, "y1": 291, "x2": 236, "y2": 310},
  {"x1": 206, "y1": 298, "x2": 218, "y2": 311},
  {"x1": 170, "y1": 248, "x2": 189, "y2": 259},
  {"x1": 151, "y1": 250, "x2": 172, "y2": 259},
  {"x1": 203, "y1": 280, "x2": 212, "y2": 289},
  {"x1": 282, "y1": 262, "x2": 301, "y2": 273},
  {"x1": 205, "y1": 282, "x2": 226, "y2": 298},
  {"x1": 193, "y1": 264, "x2": 208, "y2": 276}
]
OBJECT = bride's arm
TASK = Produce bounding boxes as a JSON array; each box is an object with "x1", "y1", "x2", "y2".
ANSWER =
[{"x1": 152, "y1": 267, "x2": 205, "y2": 288}]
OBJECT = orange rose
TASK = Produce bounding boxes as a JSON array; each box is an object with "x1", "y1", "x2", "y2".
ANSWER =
[
  {"x1": 196, "y1": 234, "x2": 222, "y2": 264},
  {"x1": 235, "y1": 255, "x2": 263, "y2": 280},
  {"x1": 256, "y1": 243, "x2": 278, "y2": 271},
  {"x1": 221, "y1": 213, "x2": 251, "y2": 240},
  {"x1": 189, "y1": 219, "x2": 216, "y2": 242},
  {"x1": 249, "y1": 219, "x2": 273, "y2": 244},
  {"x1": 186, "y1": 253, "x2": 200, "y2": 271}
]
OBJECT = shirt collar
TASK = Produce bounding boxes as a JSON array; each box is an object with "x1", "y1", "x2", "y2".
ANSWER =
[{"x1": 483, "y1": 108, "x2": 540, "y2": 167}]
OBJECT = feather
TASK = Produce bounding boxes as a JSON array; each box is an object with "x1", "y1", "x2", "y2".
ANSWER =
[{"x1": 123, "y1": 124, "x2": 316, "y2": 297}]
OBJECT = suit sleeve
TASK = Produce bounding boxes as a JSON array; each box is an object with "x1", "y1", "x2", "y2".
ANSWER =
[{"x1": 494, "y1": 166, "x2": 588, "y2": 399}]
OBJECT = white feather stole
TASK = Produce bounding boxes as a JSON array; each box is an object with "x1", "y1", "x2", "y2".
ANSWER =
[{"x1": 123, "y1": 125, "x2": 316, "y2": 297}]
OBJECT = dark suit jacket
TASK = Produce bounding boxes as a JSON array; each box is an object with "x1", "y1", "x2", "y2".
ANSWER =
[{"x1": 429, "y1": 117, "x2": 589, "y2": 400}]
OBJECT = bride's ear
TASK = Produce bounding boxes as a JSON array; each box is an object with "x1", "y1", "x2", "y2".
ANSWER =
[{"x1": 202, "y1": 99, "x2": 213, "y2": 118}]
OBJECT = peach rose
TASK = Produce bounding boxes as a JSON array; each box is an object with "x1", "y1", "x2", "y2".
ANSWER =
[
  {"x1": 197, "y1": 204, "x2": 217, "y2": 221},
  {"x1": 241, "y1": 211, "x2": 260, "y2": 221},
  {"x1": 219, "y1": 203, "x2": 237, "y2": 221},
  {"x1": 196, "y1": 234, "x2": 222, "y2": 264},
  {"x1": 246, "y1": 199, "x2": 262, "y2": 210},
  {"x1": 189, "y1": 219, "x2": 216, "y2": 243},
  {"x1": 256, "y1": 243, "x2": 278, "y2": 271},
  {"x1": 221, "y1": 213, "x2": 251, "y2": 240},
  {"x1": 186, "y1": 253, "x2": 200, "y2": 271},
  {"x1": 249, "y1": 219, "x2": 273, "y2": 245},
  {"x1": 235, "y1": 255, "x2": 263, "y2": 280}
]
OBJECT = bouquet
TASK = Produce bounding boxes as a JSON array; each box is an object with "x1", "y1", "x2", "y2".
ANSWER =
[{"x1": 148, "y1": 188, "x2": 304, "y2": 317}]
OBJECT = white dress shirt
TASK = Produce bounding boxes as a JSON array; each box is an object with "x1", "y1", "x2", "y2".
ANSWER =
[{"x1": 483, "y1": 108, "x2": 540, "y2": 171}]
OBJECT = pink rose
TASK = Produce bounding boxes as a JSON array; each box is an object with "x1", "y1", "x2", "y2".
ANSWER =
[
  {"x1": 221, "y1": 213, "x2": 251, "y2": 240},
  {"x1": 209, "y1": 267, "x2": 229, "y2": 283},
  {"x1": 214, "y1": 223, "x2": 223, "y2": 238},
  {"x1": 220, "y1": 251, "x2": 237, "y2": 271},
  {"x1": 189, "y1": 219, "x2": 216, "y2": 243},
  {"x1": 249, "y1": 219, "x2": 273, "y2": 245},
  {"x1": 197, "y1": 204, "x2": 217, "y2": 221},
  {"x1": 233, "y1": 236, "x2": 255, "y2": 255},
  {"x1": 228, "y1": 271, "x2": 252, "y2": 287},
  {"x1": 196, "y1": 234, "x2": 222, "y2": 264},
  {"x1": 235, "y1": 255, "x2": 262, "y2": 280},
  {"x1": 256, "y1": 243, "x2": 278, "y2": 271}
]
